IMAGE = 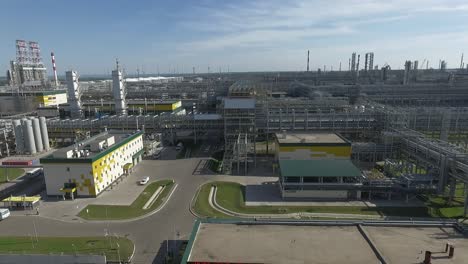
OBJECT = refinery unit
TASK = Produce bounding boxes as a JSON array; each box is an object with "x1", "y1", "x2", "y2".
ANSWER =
[{"x1": 0, "y1": 39, "x2": 467, "y2": 214}]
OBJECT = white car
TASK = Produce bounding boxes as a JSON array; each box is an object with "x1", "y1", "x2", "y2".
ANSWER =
[
  {"x1": 0, "y1": 208, "x2": 10, "y2": 220},
  {"x1": 139, "y1": 177, "x2": 150, "y2": 185}
]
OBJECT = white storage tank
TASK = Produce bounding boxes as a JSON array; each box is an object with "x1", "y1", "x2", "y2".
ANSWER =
[
  {"x1": 12, "y1": 119, "x2": 24, "y2": 154},
  {"x1": 22, "y1": 119, "x2": 36, "y2": 154},
  {"x1": 39, "y1": 117, "x2": 50, "y2": 150},
  {"x1": 32, "y1": 118, "x2": 44, "y2": 152}
]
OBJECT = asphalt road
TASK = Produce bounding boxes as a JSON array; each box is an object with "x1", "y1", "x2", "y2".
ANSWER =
[{"x1": 0, "y1": 157, "x2": 214, "y2": 264}]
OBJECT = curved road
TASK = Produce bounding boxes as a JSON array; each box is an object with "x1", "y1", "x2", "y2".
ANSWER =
[{"x1": 0, "y1": 158, "x2": 213, "y2": 264}]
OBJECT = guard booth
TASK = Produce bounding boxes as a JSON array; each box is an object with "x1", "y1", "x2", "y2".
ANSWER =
[{"x1": 60, "y1": 182, "x2": 78, "y2": 200}]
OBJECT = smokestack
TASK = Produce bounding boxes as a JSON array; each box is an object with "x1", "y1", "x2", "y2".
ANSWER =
[
  {"x1": 51, "y1": 52, "x2": 58, "y2": 87},
  {"x1": 460, "y1": 53, "x2": 464, "y2": 69},
  {"x1": 307, "y1": 50, "x2": 310, "y2": 72}
]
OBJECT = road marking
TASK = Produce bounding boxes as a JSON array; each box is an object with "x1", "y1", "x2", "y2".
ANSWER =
[{"x1": 143, "y1": 185, "x2": 165, "y2": 210}]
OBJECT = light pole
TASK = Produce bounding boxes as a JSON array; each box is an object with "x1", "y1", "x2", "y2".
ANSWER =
[
  {"x1": 32, "y1": 218, "x2": 38, "y2": 242},
  {"x1": 116, "y1": 242, "x2": 121, "y2": 264}
]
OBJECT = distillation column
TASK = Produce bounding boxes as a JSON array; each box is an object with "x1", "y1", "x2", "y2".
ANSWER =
[
  {"x1": 112, "y1": 62, "x2": 127, "y2": 115},
  {"x1": 66, "y1": 70, "x2": 82, "y2": 118}
]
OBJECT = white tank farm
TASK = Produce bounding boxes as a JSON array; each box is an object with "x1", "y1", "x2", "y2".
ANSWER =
[
  {"x1": 32, "y1": 118, "x2": 44, "y2": 152},
  {"x1": 12, "y1": 119, "x2": 24, "y2": 154},
  {"x1": 22, "y1": 119, "x2": 36, "y2": 154},
  {"x1": 39, "y1": 117, "x2": 50, "y2": 150}
]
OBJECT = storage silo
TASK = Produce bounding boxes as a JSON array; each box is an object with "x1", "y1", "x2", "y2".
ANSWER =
[
  {"x1": 22, "y1": 119, "x2": 36, "y2": 154},
  {"x1": 32, "y1": 118, "x2": 44, "y2": 152},
  {"x1": 13, "y1": 119, "x2": 25, "y2": 154},
  {"x1": 39, "y1": 117, "x2": 50, "y2": 150}
]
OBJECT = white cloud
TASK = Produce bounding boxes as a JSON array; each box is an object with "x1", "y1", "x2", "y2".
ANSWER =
[{"x1": 177, "y1": 0, "x2": 468, "y2": 54}]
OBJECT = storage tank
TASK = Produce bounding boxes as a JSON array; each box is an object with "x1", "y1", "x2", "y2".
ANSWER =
[
  {"x1": 22, "y1": 119, "x2": 36, "y2": 154},
  {"x1": 39, "y1": 117, "x2": 50, "y2": 150},
  {"x1": 12, "y1": 119, "x2": 24, "y2": 154},
  {"x1": 32, "y1": 118, "x2": 44, "y2": 152}
]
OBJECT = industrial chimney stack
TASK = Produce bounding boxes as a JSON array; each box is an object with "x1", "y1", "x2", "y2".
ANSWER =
[{"x1": 51, "y1": 52, "x2": 58, "y2": 87}]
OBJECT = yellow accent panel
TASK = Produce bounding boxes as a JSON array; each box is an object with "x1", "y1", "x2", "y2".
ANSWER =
[{"x1": 279, "y1": 146, "x2": 351, "y2": 157}]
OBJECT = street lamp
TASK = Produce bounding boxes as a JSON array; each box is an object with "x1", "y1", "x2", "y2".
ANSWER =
[
  {"x1": 116, "y1": 242, "x2": 121, "y2": 264},
  {"x1": 72, "y1": 243, "x2": 77, "y2": 255}
]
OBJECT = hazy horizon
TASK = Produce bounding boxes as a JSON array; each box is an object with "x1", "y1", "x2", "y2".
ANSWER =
[{"x1": 2, "y1": 0, "x2": 468, "y2": 76}]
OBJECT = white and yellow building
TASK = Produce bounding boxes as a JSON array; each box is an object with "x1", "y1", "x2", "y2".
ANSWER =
[{"x1": 40, "y1": 130, "x2": 144, "y2": 198}]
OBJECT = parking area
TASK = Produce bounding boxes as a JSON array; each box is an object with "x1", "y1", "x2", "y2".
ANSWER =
[{"x1": 11, "y1": 158, "x2": 198, "y2": 221}]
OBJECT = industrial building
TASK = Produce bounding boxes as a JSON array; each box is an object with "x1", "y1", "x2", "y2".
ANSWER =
[
  {"x1": 274, "y1": 132, "x2": 361, "y2": 199},
  {"x1": 6, "y1": 40, "x2": 47, "y2": 88},
  {"x1": 274, "y1": 132, "x2": 351, "y2": 160},
  {"x1": 40, "y1": 130, "x2": 144, "y2": 198},
  {"x1": 182, "y1": 220, "x2": 468, "y2": 264},
  {"x1": 1, "y1": 46, "x2": 468, "y2": 213},
  {"x1": 61, "y1": 99, "x2": 183, "y2": 117}
]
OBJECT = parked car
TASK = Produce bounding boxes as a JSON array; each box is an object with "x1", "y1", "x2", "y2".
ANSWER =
[
  {"x1": 139, "y1": 176, "x2": 150, "y2": 185},
  {"x1": 0, "y1": 208, "x2": 10, "y2": 220}
]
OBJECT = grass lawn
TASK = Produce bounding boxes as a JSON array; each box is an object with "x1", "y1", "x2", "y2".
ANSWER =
[
  {"x1": 0, "y1": 168, "x2": 25, "y2": 183},
  {"x1": 417, "y1": 182, "x2": 468, "y2": 219},
  {"x1": 420, "y1": 190, "x2": 466, "y2": 219},
  {"x1": 78, "y1": 180, "x2": 174, "y2": 220},
  {"x1": 0, "y1": 236, "x2": 133, "y2": 262},
  {"x1": 202, "y1": 182, "x2": 431, "y2": 218},
  {"x1": 192, "y1": 183, "x2": 232, "y2": 219}
]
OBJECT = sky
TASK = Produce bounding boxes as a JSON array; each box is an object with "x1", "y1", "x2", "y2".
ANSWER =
[{"x1": 1, "y1": 0, "x2": 468, "y2": 75}]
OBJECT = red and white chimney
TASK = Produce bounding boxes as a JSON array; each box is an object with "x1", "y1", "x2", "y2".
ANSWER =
[{"x1": 51, "y1": 52, "x2": 58, "y2": 86}]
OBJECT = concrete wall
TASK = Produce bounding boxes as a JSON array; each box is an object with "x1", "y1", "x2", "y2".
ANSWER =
[
  {"x1": 282, "y1": 189, "x2": 349, "y2": 199},
  {"x1": 278, "y1": 145, "x2": 351, "y2": 160},
  {"x1": 43, "y1": 163, "x2": 93, "y2": 196},
  {"x1": 36, "y1": 92, "x2": 67, "y2": 106},
  {"x1": 91, "y1": 135, "x2": 143, "y2": 195}
]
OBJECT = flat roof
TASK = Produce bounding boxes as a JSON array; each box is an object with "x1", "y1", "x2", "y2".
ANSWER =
[
  {"x1": 183, "y1": 221, "x2": 468, "y2": 264},
  {"x1": 365, "y1": 226, "x2": 468, "y2": 264},
  {"x1": 82, "y1": 100, "x2": 180, "y2": 105},
  {"x1": 40, "y1": 130, "x2": 143, "y2": 163},
  {"x1": 223, "y1": 98, "x2": 255, "y2": 109},
  {"x1": 276, "y1": 132, "x2": 348, "y2": 145},
  {"x1": 0, "y1": 90, "x2": 66, "y2": 96},
  {"x1": 187, "y1": 223, "x2": 378, "y2": 264},
  {"x1": 1, "y1": 196, "x2": 40, "y2": 202},
  {"x1": 279, "y1": 159, "x2": 361, "y2": 177}
]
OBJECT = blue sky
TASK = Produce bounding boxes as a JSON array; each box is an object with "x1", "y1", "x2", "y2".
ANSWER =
[{"x1": 1, "y1": 0, "x2": 468, "y2": 75}]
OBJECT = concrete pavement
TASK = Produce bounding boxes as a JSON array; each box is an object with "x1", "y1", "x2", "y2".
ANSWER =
[{"x1": 0, "y1": 157, "x2": 260, "y2": 263}]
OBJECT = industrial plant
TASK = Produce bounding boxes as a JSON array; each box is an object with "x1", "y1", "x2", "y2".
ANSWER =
[{"x1": 0, "y1": 39, "x2": 467, "y2": 264}]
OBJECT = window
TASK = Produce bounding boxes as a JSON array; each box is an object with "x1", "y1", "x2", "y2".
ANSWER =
[
  {"x1": 323, "y1": 177, "x2": 339, "y2": 183},
  {"x1": 303, "y1": 177, "x2": 319, "y2": 183},
  {"x1": 284, "y1": 176, "x2": 300, "y2": 183}
]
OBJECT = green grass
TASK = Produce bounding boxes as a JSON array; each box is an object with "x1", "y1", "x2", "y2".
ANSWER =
[
  {"x1": 0, "y1": 168, "x2": 25, "y2": 183},
  {"x1": 420, "y1": 189, "x2": 466, "y2": 219},
  {"x1": 418, "y1": 183, "x2": 467, "y2": 219},
  {"x1": 198, "y1": 182, "x2": 432, "y2": 218},
  {"x1": 192, "y1": 183, "x2": 232, "y2": 219},
  {"x1": 78, "y1": 180, "x2": 174, "y2": 220},
  {"x1": 0, "y1": 236, "x2": 134, "y2": 262}
]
